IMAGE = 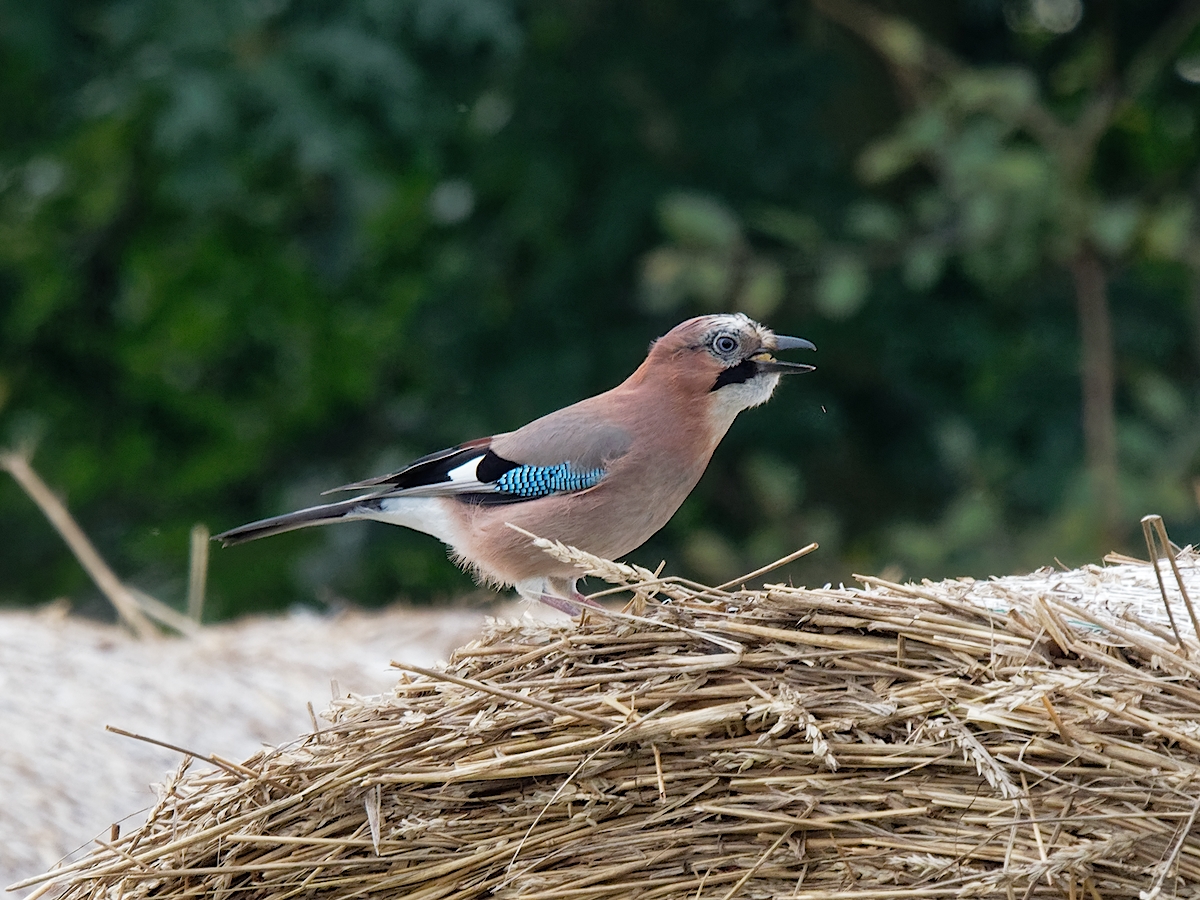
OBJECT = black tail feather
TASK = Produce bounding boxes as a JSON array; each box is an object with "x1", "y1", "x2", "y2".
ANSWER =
[{"x1": 213, "y1": 497, "x2": 367, "y2": 546}]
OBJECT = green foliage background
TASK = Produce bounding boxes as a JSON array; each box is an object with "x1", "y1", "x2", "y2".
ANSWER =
[{"x1": 2, "y1": 0, "x2": 1199, "y2": 619}]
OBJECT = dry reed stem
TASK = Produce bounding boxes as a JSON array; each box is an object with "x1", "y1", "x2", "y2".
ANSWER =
[
  {"x1": 188, "y1": 523, "x2": 210, "y2": 624},
  {"x1": 0, "y1": 451, "x2": 157, "y2": 639},
  {"x1": 1, "y1": 450, "x2": 202, "y2": 637},
  {"x1": 1144, "y1": 514, "x2": 1200, "y2": 649},
  {"x1": 16, "y1": 543, "x2": 1200, "y2": 899}
]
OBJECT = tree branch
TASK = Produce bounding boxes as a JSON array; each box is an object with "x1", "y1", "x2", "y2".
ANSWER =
[{"x1": 1120, "y1": 0, "x2": 1200, "y2": 105}]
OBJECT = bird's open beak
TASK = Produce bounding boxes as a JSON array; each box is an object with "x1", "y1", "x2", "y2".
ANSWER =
[{"x1": 752, "y1": 335, "x2": 816, "y2": 374}]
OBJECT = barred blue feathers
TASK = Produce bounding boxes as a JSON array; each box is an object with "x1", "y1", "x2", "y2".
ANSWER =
[{"x1": 495, "y1": 463, "x2": 604, "y2": 498}]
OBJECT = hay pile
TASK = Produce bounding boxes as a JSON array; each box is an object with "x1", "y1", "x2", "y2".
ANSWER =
[
  {"x1": 0, "y1": 601, "x2": 510, "y2": 887},
  {"x1": 18, "y1": 541, "x2": 1200, "y2": 900}
]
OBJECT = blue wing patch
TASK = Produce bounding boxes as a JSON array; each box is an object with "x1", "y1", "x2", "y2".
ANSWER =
[
  {"x1": 494, "y1": 463, "x2": 605, "y2": 499},
  {"x1": 329, "y1": 446, "x2": 606, "y2": 508}
]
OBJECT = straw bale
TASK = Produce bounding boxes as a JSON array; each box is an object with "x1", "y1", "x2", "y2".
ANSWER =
[
  {"x1": 17, "y1": 547, "x2": 1200, "y2": 899},
  {"x1": 0, "y1": 601, "x2": 513, "y2": 889}
]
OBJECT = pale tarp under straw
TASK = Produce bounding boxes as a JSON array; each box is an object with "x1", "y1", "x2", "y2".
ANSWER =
[
  {"x1": 15, "y1": 543, "x2": 1200, "y2": 900},
  {"x1": 963, "y1": 551, "x2": 1200, "y2": 640}
]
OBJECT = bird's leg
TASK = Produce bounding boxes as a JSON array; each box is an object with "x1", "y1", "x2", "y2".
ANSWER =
[
  {"x1": 550, "y1": 576, "x2": 604, "y2": 609},
  {"x1": 515, "y1": 577, "x2": 603, "y2": 615},
  {"x1": 533, "y1": 592, "x2": 586, "y2": 615}
]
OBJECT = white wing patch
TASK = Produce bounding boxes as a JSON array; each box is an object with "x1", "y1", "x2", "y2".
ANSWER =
[{"x1": 444, "y1": 457, "x2": 487, "y2": 487}]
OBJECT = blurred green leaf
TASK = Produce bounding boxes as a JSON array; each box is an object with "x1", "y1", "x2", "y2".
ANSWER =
[
  {"x1": 682, "y1": 529, "x2": 741, "y2": 584},
  {"x1": 748, "y1": 208, "x2": 823, "y2": 251},
  {"x1": 1050, "y1": 35, "x2": 1107, "y2": 97},
  {"x1": 736, "y1": 259, "x2": 784, "y2": 320},
  {"x1": 946, "y1": 69, "x2": 1037, "y2": 119},
  {"x1": 639, "y1": 247, "x2": 690, "y2": 313},
  {"x1": 657, "y1": 191, "x2": 742, "y2": 251},
  {"x1": 876, "y1": 18, "x2": 925, "y2": 68},
  {"x1": 814, "y1": 251, "x2": 869, "y2": 319},
  {"x1": 743, "y1": 453, "x2": 803, "y2": 519},
  {"x1": 1090, "y1": 199, "x2": 1142, "y2": 257},
  {"x1": 858, "y1": 134, "x2": 920, "y2": 185},
  {"x1": 1131, "y1": 370, "x2": 1188, "y2": 428},
  {"x1": 902, "y1": 240, "x2": 946, "y2": 290},
  {"x1": 1141, "y1": 198, "x2": 1193, "y2": 260},
  {"x1": 846, "y1": 201, "x2": 904, "y2": 243}
]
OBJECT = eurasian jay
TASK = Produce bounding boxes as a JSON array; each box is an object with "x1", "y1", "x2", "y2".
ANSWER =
[{"x1": 215, "y1": 314, "x2": 815, "y2": 612}]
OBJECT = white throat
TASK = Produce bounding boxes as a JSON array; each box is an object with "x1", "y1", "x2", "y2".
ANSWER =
[{"x1": 709, "y1": 372, "x2": 781, "y2": 431}]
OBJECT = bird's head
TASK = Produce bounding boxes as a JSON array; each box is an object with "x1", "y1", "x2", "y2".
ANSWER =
[{"x1": 645, "y1": 313, "x2": 816, "y2": 417}]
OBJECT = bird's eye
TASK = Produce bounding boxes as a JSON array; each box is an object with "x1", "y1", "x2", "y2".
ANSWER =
[{"x1": 713, "y1": 334, "x2": 738, "y2": 355}]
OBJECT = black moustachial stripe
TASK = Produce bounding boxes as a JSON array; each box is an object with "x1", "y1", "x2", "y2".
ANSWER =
[{"x1": 710, "y1": 359, "x2": 759, "y2": 392}]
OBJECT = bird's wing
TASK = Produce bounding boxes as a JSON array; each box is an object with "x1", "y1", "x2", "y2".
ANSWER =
[
  {"x1": 490, "y1": 404, "x2": 633, "y2": 470},
  {"x1": 323, "y1": 412, "x2": 632, "y2": 505}
]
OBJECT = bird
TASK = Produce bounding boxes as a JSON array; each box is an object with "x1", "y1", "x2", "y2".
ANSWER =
[{"x1": 215, "y1": 314, "x2": 815, "y2": 613}]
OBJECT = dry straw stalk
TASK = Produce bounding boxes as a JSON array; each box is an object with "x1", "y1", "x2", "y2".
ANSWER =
[{"x1": 16, "y1": 540, "x2": 1200, "y2": 899}]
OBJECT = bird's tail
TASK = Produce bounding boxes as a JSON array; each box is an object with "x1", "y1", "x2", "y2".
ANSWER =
[{"x1": 214, "y1": 497, "x2": 368, "y2": 546}]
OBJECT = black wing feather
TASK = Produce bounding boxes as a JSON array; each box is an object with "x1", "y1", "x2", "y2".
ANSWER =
[{"x1": 323, "y1": 445, "x2": 522, "y2": 496}]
